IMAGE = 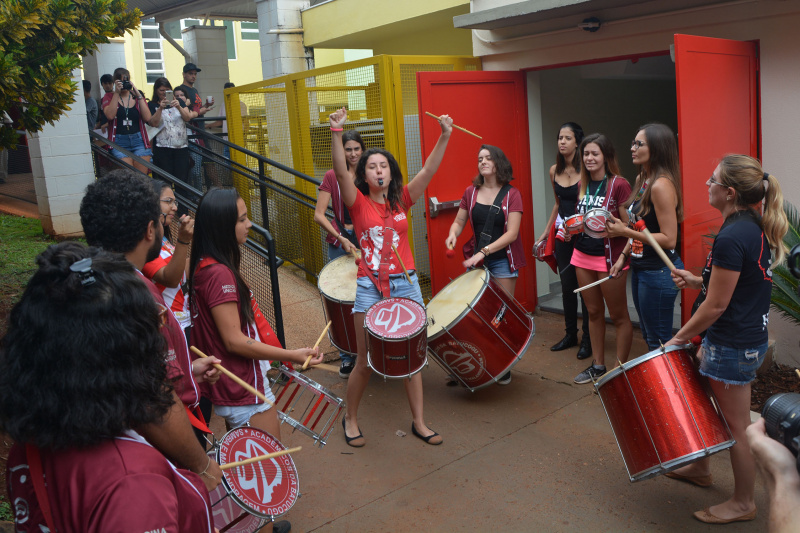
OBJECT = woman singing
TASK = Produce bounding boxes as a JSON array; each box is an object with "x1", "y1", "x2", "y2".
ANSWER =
[
  {"x1": 329, "y1": 107, "x2": 452, "y2": 447},
  {"x1": 665, "y1": 155, "x2": 788, "y2": 525}
]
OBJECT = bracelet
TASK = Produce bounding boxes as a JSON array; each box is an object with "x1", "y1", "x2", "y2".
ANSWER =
[
  {"x1": 330, "y1": 127, "x2": 343, "y2": 132},
  {"x1": 481, "y1": 246, "x2": 490, "y2": 256},
  {"x1": 177, "y1": 239, "x2": 191, "y2": 246},
  {"x1": 336, "y1": 232, "x2": 342, "y2": 240},
  {"x1": 621, "y1": 251, "x2": 629, "y2": 259},
  {"x1": 198, "y1": 457, "x2": 216, "y2": 482}
]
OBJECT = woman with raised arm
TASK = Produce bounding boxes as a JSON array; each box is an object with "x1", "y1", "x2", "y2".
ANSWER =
[
  {"x1": 606, "y1": 123, "x2": 684, "y2": 349},
  {"x1": 534, "y1": 122, "x2": 591, "y2": 359},
  {"x1": 570, "y1": 134, "x2": 633, "y2": 385},
  {"x1": 445, "y1": 144, "x2": 525, "y2": 385},
  {"x1": 330, "y1": 107, "x2": 453, "y2": 447},
  {"x1": 313, "y1": 129, "x2": 365, "y2": 379},
  {"x1": 664, "y1": 155, "x2": 788, "y2": 525}
]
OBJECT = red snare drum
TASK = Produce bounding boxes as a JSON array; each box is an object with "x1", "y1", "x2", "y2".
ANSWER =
[
  {"x1": 207, "y1": 426, "x2": 299, "y2": 532},
  {"x1": 533, "y1": 239, "x2": 547, "y2": 261},
  {"x1": 426, "y1": 269, "x2": 534, "y2": 391},
  {"x1": 583, "y1": 208, "x2": 612, "y2": 239},
  {"x1": 364, "y1": 297, "x2": 427, "y2": 379},
  {"x1": 564, "y1": 214, "x2": 584, "y2": 235},
  {"x1": 318, "y1": 255, "x2": 358, "y2": 355},
  {"x1": 595, "y1": 345, "x2": 734, "y2": 482},
  {"x1": 270, "y1": 366, "x2": 344, "y2": 447}
]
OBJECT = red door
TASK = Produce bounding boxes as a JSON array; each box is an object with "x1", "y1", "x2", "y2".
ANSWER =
[
  {"x1": 675, "y1": 34, "x2": 759, "y2": 324},
  {"x1": 417, "y1": 71, "x2": 535, "y2": 310}
]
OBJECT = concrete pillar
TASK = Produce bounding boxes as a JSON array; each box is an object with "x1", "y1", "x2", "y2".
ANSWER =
[
  {"x1": 256, "y1": 0, "x2": 314, "y2": 79},
  {"x1": 181, "y1": 25, "x2": 230, "y2": 106},
  {"x1": 27, "y1": 68, "x2": 95, "y2": 237},
  {"x1": 81, "y1": 39, "x2": 127, "y2": 100}
]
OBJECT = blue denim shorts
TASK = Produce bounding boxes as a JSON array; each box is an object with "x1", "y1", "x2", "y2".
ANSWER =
[
  {"x1": 111, "y1": 132, "x2": 152, "y2": 159},
  {"x1": 699, "y1": 338, "x2": 768, "y2": 385},
  {"x1": 485, "y1": 256, "x2": 518, "y2": 279},
  {"x1": 214, "y1": 393, "x2": 275, "y2": 428},
  {"x1": 354, "y1": 272, "x2": 423, "y2": 313}
]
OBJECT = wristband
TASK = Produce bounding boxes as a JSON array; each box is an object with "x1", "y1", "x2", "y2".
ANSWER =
[
  {"x1": 330, "y1": 127, "x2": 343, "y2": 132},
  {"x1": 198, "y1": 457, "x2": 216, "y2": 482},
  {"x1": 177, "y1": 239, "x2": 191, "y2": 246}
]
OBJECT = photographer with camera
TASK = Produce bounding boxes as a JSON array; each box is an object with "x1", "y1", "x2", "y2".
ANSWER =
[{"x1": 101, "y1": 67, "x2": 155, "y2": 174}]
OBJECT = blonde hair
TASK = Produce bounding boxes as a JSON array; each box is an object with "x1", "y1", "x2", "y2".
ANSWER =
[{"x1": 718, "y1": 154, "x2": 789, "y2": 265}]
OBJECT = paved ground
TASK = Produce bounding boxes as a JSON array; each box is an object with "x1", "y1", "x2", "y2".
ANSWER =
[{"x1": 208, "y1": 266, "x2": 770, "y2": 533}]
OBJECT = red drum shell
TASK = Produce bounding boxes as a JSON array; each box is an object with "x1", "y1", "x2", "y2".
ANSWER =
[
  {"x1": 583, "y1": 208, "x2": 612, "y2": 239},
  {"x1": 209, "y1": 427, "x2": 299, "y2": 530},
  {"x1": 364, "y1": 297, "x2": 428, "y2": 379},
  {"x1": 426, "y1": 269, "x2": 534, "y2": 391},
  {"x1": 564, "y1": 214, "x2": 584, "y2": 235},
  {"x1": 595, "y1": 346, "x2": 734, "y2": 482},
  {"x1": 318, "y1": 255, "x2": 358, "y2": 355}
]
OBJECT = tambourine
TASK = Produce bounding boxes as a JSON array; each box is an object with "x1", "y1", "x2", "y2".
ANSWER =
[
  {"x1": 563, "y1": 214, "x2": 584, "y2": 235},
  {"x1": 533, "y1": 240, "x2": 547, "y2": 261},
  {"x1": 583, "y1": 208, "x2": 613, "y2": 239}
]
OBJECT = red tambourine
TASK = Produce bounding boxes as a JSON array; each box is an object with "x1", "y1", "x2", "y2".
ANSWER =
[{"x1": 564, "y1": 214, "x2": 584, "y2": 235}]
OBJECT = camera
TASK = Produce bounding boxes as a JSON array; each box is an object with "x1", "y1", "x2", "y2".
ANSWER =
[
  {"x1": 762, "y1": 392, "x2": 800, "y2": 473},
  {"x1": 121, "y1": 77, "x2": 132, "y2": 91}
]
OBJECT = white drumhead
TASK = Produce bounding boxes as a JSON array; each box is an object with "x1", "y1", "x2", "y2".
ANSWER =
[
  {"x1": 318, "y1": 255, "x2": 358, "y2": 302},
  {"x1": 426, "y1": 269, "x2": 487, "y2": 337}
]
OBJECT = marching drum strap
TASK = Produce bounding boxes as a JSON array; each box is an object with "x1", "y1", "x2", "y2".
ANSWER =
[
  {"x1": 26, "y1": 443, "x2": 58, "y2": 532},
  {"x1": 475, "y1": 184, "x2": 511, "y2": 252}
]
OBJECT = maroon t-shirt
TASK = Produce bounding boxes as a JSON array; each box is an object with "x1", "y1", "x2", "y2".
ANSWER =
[
  {"x1": 191, "y1": 261, "x2": 282, "y2": 406},
  {"x1": 7, "y1": 433, "x2": 213, "y2": 532},
  {"x1": 138, "y1": 272, "x2": 199, "y2": 408}
]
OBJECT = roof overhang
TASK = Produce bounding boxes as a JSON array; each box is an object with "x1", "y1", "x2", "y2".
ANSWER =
[{"x1": 125, "y1": 0, "x2": 258, "y2": 23}]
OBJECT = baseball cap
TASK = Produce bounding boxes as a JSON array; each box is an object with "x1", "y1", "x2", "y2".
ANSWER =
[{"x1": 183, "y1": 63, "x2": 202, "y2": 73}]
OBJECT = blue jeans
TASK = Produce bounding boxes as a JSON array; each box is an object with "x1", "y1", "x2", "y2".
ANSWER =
[
  {"x1": 327, "y1": 235, "x2": 354, "y2": 364},
  {"x1": 631, "y1": 258, "x2": 683, "y2": 350}
]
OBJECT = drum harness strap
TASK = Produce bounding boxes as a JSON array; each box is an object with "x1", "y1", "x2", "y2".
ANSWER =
[
  {"x1": 25, "y1": 444, "x2": 57, "y2": 532},
  {"x1": 474, "y1": 184, "x2": 512, "y2": 256},
  {"x1": 361, "y1": 198, "x2": 396, "y2": 298}
]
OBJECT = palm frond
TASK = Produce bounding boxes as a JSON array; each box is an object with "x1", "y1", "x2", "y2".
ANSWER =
[{"x1": 770, "y1": 201, "x2": 800, "y2": 324}]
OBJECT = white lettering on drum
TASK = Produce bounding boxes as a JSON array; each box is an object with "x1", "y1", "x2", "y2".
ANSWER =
[
  {"x1": 374, "y1": 303, "x2": 417, "y2": 334},
  {"x1": 236, "y1": 439, "x2": 282, "y2": 504}
]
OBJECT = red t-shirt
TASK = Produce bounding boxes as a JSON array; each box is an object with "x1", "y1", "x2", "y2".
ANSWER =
[
  {"x1": 7, "y1": 433, "x2": 213, "y2": 532},
  {"x1": 138, "y1": 272, "x2": 199, "y2": 408},
  {"x1": 349, "y1": 186, "x2": 415, "y2": 278},
  {"x1": 143, "y1": 237, "x2": 190, "y2": 330},
  {"x1": 191, "y1": 261, "x2": 282, "y2": 406}
]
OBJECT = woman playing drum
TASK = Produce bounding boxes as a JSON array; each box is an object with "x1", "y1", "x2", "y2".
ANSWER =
[
  {"x1": 535, "y1": 122, "x2": 591, "y2": 359},
  {"x1": 313, "y1": 129, "x2": 365, "y2": 379},
  {"x1": 570, "y1": 134, "x2": 633, "y2": 385},
  {"x1": 329, "y1": 107, "x2": 453, "y2": 447},
  {"x1": 607, "y1": 123, "x2": 684, "y2": 349},
  {"x1": 665, "y1": 155, "x2": 788, "y2": 524},
  {"x1": 445, "y1": 144, "x2": 525, "y2": 385}
]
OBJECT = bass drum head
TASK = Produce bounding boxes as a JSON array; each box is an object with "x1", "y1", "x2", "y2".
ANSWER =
[
  {"x1": 318, "y1": 254, "x2": 358, "y2": 303},
  {"x1": 426, "y1": 269, "x2": 487, "y2": 338},
  {"x1": 216, "y1": 427, "x2": 299, "y2": 520}
]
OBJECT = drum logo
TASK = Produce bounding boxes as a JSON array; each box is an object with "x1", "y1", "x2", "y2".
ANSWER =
[
  {"x1": 435, "y1": 340, "x2": 486, "y2": 383},
  {"x1": 585, "y1": 215, "x2": 606, "y2": 233},
  {"x1": 367, "y1": 298, "x2": 426, "y2": 339}
]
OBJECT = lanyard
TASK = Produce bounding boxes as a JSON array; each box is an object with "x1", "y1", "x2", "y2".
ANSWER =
[{"x1": 582, "y1": 175, "x2": 607, "y2": 212}]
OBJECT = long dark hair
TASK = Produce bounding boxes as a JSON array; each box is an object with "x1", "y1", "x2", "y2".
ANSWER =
[
  {"x1": 555, "y1": 122, "x2": 584, "y2": 176},
  {"x1": 342, "y1": 130, "x2": 366, "y2": 170},
  {"x1": 151, "y1": 77, "x2": 172, "y2": 103},
  {"x1": 355, "y1": 148, "x2": 406, "y2": 213},
  {"x1": 189, "y1": 188, "x2": 254, "y2": 324},
  {"x1": 473, "y1": 144, "x2": 513, "y2": 187},
  {"x1": 0, "y1": 242, "x2": 173, "y2": 449},
  {"x1": 579, "y1": 133, "x2": 622, "y2": 198},
  {"x1": 625, "y1": 123, "x2": 683, "y2": 221}
]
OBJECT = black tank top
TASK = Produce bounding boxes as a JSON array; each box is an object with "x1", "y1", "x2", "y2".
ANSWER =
[
  {"x1": 630, "y1": 198, "x2": 680, "y2": 270},
  {"x1": 555, "y1": 181, "x2": 580, "y2": 219}
]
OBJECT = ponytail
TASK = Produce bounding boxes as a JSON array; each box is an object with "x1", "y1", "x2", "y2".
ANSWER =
[{"x1": 761, "y1": 173, "x2": 789, "y2": 265}]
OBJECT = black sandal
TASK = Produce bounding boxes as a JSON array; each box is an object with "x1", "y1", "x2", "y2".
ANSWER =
[
  {"x1": 411, "y1": 422, "x2": 443, "y2": 445},
  {"x1": 342, "y1": 417, "x2": 365, "y2": 447}
]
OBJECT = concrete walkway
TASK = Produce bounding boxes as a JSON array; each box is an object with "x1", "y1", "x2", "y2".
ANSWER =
[{"x1": 221, "y1": 266, "x2": 769, "y2": 532}]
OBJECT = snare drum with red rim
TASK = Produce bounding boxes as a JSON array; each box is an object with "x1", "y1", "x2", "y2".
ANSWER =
[
  {"x1": 426, "y1": 268, "x2": 534, "y2": 392},
  {"x1": 564, "y1": 214, "x2": 584, "y2": 235},
  {"x1": 207, "y1": 426, "x2": 299, "y2": 532},
  {"x1": 583, "y1": 208, "x2": 612, "y2": 239},
  {"x1": 318, "y1": 255, "x2": 358, "y2": 355},
  {"x1": 270, "y1": 365, "x2": 344, "y2": 446},
  {"x1": 364, "y1": 297, "x2": 427, "y2": 379},
  {"x1": 594, "y1": 345, "x2": 734, "y2": 482}
]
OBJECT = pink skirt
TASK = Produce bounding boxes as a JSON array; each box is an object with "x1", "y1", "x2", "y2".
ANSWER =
[{"x1": 571, "y1": 249, "x2": 629, "y2": 273}]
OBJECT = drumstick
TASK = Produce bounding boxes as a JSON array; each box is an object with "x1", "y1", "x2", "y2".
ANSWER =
[
  {"x1": 303, "y1": 321, "x2": 332, "y2": 370},
  {"x1": 635, "y1": 220, "x2": 677, "y2": 272},
  {"x1": 391, "y1": 243, "x2": 412, "y2": 283},
  {"x1": 190, "y1": 346, "x2": 274, "y2": 407},
  {"x1": 219, "y1": 446, "x2": 302, "y2": 470},
  {"x1": 574, "y1": 275, "x2": 612, "y2": 293},
  {"x1": 424, "y1": 111, "x2": 482, "y2": 139}
]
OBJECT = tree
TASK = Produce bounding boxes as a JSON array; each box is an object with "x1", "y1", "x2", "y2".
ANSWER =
[{"x1": 0, "y1": 0, "x2": 142, "y2": 149}]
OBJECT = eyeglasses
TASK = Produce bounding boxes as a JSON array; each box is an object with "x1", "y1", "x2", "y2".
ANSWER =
[
  {"x1": 707, "y1": 176, "x2": 726, "y2": 187},
  {"x1": 631, "y1": 140, "x2": 647, "y2": 150},
  {"x1": 160, "y1": 197, "x2": 178, "y2": 208},
  {"x1": 160, "y1": 212, "x2": 168, "y2": 225}
]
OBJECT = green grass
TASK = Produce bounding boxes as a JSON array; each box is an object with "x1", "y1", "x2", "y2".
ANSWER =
[
  {"x1": 0, "y1": 498, "x2": 11, "y2": 522},
  {"x1": 0, "y1": 214, "x2": 56, "y2": 308}
]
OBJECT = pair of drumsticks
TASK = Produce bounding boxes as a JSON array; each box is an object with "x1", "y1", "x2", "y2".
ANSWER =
[{"x1": 574, "y1": 220, "x2": 678, "y2": 293}]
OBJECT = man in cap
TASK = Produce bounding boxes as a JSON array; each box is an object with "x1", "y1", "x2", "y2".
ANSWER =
[{"x1": 176, "y1": 63, "x2": 215, "y2": 190}]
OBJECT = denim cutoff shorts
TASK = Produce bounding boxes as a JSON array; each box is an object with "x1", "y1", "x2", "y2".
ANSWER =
[
  {"x1": 699, "y1": 337, "x2": 768, "y2": 385},
  {"x1": 111, "y1": 132, "x2": 152, "y2": 159},
  {"x1": 214, "y1": 390, "x2": 276, "y2": 428},
  {"x1": 353, "y1": 272, "x2": 423, "y2": 313},
  {"x1": 485, "y1": 256, "x2": 518, "y2": 279}
]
